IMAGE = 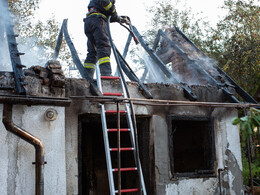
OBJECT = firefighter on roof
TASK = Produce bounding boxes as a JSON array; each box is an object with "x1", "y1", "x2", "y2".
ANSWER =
[{"x1": 84, "y1": 0, "x2": 121, "y2": 78}]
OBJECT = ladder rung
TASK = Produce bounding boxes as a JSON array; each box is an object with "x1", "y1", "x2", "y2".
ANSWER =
[
  {"x1": 107, "y1": 128, "x2": 130, "y2": 132},
  {"x1": 103, "y1": 92, "x2": 123, "y2": 96},
  {"x1": 115, "y1": 188, "x2": 139, "y2": 193},
  {"x1": 106, "y1": 110, "x2": 126, "y2": 114},
  {"x1": 113, "y1": 167, "x2": 137, "y2": 172},
  {"x1": 101, "y1": 76, "x2": 120, "y2": 80},
  {"x1": 110, "y1": 147, "x2": 134, "y2": 152}
]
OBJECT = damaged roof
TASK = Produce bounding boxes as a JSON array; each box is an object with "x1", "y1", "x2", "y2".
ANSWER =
[{"x1": 148, "y1": 26, "x2": 257, "y2": 104}]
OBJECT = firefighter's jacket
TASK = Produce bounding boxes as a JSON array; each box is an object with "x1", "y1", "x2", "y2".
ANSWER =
[{"x1": 88, "y1": 0, "x2": 117, "y2": 18}]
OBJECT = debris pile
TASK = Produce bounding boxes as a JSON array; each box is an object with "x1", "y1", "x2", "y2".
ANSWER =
[{"x1": 24, "y1": 60, "x2": 65, "y2": 89}]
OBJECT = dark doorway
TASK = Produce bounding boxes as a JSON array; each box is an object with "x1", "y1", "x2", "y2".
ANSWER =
[
  {"x1": 168, "y1": 116, "x2": 215, "y2": 178},
  {"x1": 78, "y1": 114, "x2": 153, "y2": 194}
]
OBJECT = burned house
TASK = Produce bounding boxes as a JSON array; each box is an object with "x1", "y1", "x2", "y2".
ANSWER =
[{"x1": 0, "y1": 3, "x2": 259, "y2": 195}]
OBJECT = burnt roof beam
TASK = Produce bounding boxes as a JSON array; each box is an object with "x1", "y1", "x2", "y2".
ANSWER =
[
  {"x1": 158, "y1": 29, "x2": 240, "y2": 103},
  {"x1": 61, "y1": 19, "x2": 102, "y2": 96},
  {"x1": 3, "y1": 1, "x2": 27, "y2": 95},
  {"x1": 132, "y1": 26, "x2": 197, "y2": 101},
  {"x1": 174, "y1": 26, "x2": 258, "y2": 104}
]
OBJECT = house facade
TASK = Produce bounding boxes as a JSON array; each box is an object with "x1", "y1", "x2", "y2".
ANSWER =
[{"x1": 0, "y1": 72, "x2": 244, "y2": 194}]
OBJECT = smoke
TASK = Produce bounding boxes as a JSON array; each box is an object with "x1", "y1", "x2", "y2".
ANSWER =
[
  {"x1": 132, "y1": 27, "x2": 225, "y2": 87},
  {"x1": 132, "y1": 45, "x2": 168, "y2": 83},
  {"x1": 0, "y1": 1, "x2": 68, "y2": 73},
  {"x1": 0, "y1": 0, "x2": 46, "y2": 71},
  {"x1": 137, "y1": 46, "x2": 167, "y2": 83},
  {"x1": 0, "y1": 0, "x2": 12, "y2": 71},
  {"x1": 17, "y1": 37, "x2": 51, "y2": 67}
]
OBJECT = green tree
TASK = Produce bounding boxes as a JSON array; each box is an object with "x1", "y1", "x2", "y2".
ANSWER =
[
  {"x1": 208, "y1": 0, "x2": 260, "y2": 95},
  {"x1": 232, "y1": 108, "x2": 260, "y2": 185},
  {"x1": 145, "y1": 0, "x2": 210, "y2": 51}
]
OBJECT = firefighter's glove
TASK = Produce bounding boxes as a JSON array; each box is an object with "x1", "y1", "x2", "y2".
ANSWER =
[
  {"x1": 110, "y1": 11, "x2": 120, "y2": 22},
  {"x1": 119, "y1": 16, "x2": 130, "y2": 25}
]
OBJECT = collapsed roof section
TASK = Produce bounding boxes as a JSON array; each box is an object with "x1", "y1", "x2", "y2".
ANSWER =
[{"x1": 131, "y1": 26, "x2": 258, "y2": 104}]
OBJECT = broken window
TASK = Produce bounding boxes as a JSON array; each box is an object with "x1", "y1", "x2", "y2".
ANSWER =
[{"x1": 168, "y1": 116, "x2": 216, "y2": 177}]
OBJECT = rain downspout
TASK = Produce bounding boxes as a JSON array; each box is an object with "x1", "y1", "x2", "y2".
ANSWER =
[{"x1": 2, "y1": 104, "x2": 45, "y2": 195}]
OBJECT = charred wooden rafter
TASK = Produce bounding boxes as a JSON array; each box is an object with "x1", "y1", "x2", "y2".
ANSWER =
[
  {"x1": 58, "y1": 19, "x2": 102, "y2": 96},
  {"x1": 3, "y1": 1, "x2": 27, "y2": 95},
  {"x1": 154, "y1": 28, "x2": 241, "y2": 103},
  {"x1": 161, "y1": 26, "x2": 257, "y2": 104},
  {"x1": 132, "y1": 26, "x2": 198, "y2": 101}
]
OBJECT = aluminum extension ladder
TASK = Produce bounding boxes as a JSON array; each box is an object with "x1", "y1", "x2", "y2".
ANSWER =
[{"x1": 96, "y1": 64, "x2": 147, "y2": 195}]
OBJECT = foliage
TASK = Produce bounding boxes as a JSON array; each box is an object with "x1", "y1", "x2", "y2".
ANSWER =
[
  {"x1": 7, "y1": 0, "x2": 72, "y2": 67},
  {"x1": 8, "y1": 0, "x2": 39, "y2": 19},
  {"x1": 232, "y1": 108, "x2": 260, "y2": 185},
  {"x1": 232, "y1": 108, "x2": 260, "y2": 144},
  {"x1": 242, "y1": 151, "x2": 260, "y2": 185},
  {"x1": 144, "y1": 0, "x2": 260, "y2": 96},
  {"x1": 207, "y1": 0, "x2": 260, "y2": 95},
  {"x1": 144, "y1": 0, "x2": 210, "y2": 51}
]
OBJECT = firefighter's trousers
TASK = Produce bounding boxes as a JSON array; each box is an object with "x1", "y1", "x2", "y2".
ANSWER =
[{"x1": 84, "y1": 15, "x2": 112, "y2": 78}]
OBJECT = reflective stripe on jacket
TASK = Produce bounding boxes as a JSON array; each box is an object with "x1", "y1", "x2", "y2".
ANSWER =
[{"x1": 88, "y1": 0, "x2": 115, "y2": 16}]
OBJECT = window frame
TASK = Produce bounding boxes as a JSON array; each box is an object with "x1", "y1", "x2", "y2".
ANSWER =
[{"x1": 168, "y1": 115, "x2": 216, "y2": 178}]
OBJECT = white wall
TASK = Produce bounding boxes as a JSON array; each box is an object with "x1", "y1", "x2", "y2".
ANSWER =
[
  {"x1": 0, "y1": 104, "x2": 66, "y2": 195},
  {"x1": 153, "y1": 108, "x2": 243, "y2": 195}
]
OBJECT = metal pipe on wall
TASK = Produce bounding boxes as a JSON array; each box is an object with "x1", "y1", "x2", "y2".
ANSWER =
[{"x1": 2, "y1": 104, "x2": 45, "y2": 195}]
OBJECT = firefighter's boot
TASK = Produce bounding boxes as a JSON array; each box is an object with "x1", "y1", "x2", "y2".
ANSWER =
[
  {"x1": 100, "y1": 64, "x2": 112, "y2": 76},
  {"x1": 86, "y1": 68, "x2": 95, "y2": 79}
]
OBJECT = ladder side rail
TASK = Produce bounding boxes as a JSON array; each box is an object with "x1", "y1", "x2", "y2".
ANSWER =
[
  {"x1": 96, "y1": 62, "x2": 103, "y2": 92},
  {"x1": 124, "y1": 101, "x2": 147, "y2": 195},
  {"x1": 107, "y1": 17, "x2": 146, "y2": 195},
  {"x1": 122, "y1": 93, "x2": 147, "y2": 195},
  {"x1": 96, "y1": 64, "x2": 116, "y2": 194},
  {"x1": 117, "y1": 101, "x2": 121, "y2": 195},
  {"x1": 107, "y1": 16, "x2": 147, "y2": 195},
  {"x1": 101, "y1": 103, "x2": 116, "y2": 194},
  {"x1": 119, "y1": 79, "x2": 136, "y2": 149}
]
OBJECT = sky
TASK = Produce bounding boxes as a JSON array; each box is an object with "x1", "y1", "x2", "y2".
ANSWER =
[{"x1": 37, "y1": 0, "x2": 227, "y2": 61}]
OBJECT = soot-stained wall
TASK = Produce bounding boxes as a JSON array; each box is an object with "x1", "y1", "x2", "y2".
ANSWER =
[
  {"x1": 65, "y1": 78, "x2": 243, "y2": 195},
  {"x1": 0, "y1": 75, "x2": 243, "y2": 195}
]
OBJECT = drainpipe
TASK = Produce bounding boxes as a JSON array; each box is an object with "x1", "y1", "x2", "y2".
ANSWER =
[
  {"x1": 2, "y1": 104, "x2": 45, "y2": 195},
  {"x1": 218, "y1": 167, "x2": 228, "y2": 195}
]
